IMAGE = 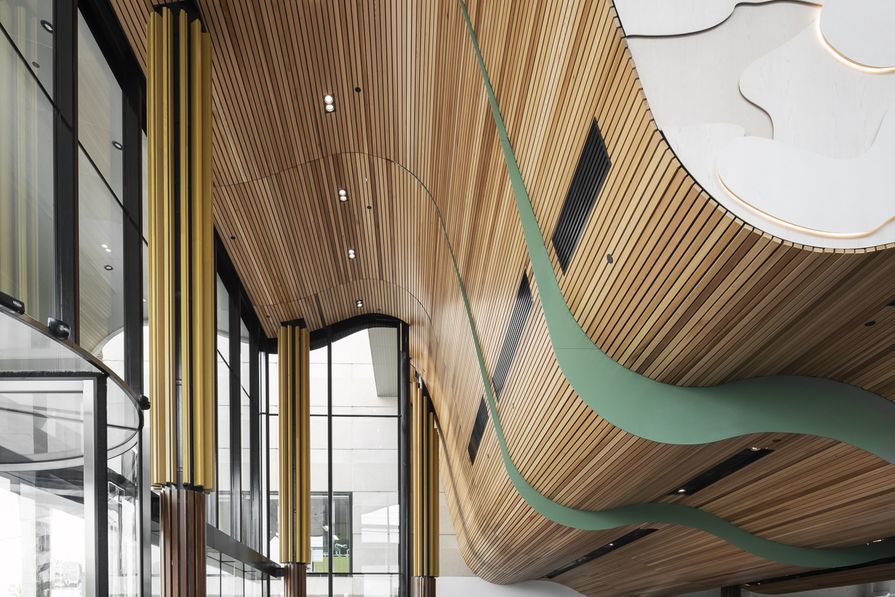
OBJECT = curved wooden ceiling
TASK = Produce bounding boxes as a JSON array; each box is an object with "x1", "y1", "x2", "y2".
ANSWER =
[{"x1": 110, "y1": 0, "x2": 895, "y2": 594}]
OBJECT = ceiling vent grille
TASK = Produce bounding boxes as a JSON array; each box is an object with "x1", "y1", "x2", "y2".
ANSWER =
[
  {"x1": 551, "y1": 118, "x2": 611, "y2": 273},
  {"x1": 492, "y1": 273, "x2": 533, "y2": 401}
]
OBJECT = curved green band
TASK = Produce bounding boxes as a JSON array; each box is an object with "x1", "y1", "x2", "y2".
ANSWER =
[
  {"x1": 457, "y1": 2, "x2": 895, "y2": 462},
  {"x1": 451, "y1": 0, "x2": 895, "y2": 567}
]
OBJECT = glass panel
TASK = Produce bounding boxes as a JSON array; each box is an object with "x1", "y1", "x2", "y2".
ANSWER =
[
  {"x1": 0, "y1": 0, "x2": 54, "y2": 94},
  {"x1": 331, "y1": 417, "x2": 399, "y2": 574},
  {"x1": 141, "y1": 132, "x2": 148, "y2": 241},
  {"x1": 207, "y1": 552, "x2": 222, "y2": 597},
  {"x1": 0, "y1": 469, "x2": 85, "y2": 596},
  {"x1": 267, "y1": 413, "x2": 278, "y2": 559},
  {"x1": 309, "y1": 416, "x2": 328, "y2": 572},
  {"x1": 217, "y1": 354, "x2": 231, "y2": 534},
  {"x1": 240, "y1": 320, "x2": 250, "y2": 392},
  {"x1": 108, "y1": 445, "x2": 140, "y2": 596},
  {"x1": 78, "y1": 12, "x2": 123, "y2": 199},
  {"x1": 268, "y1": 354, "x2": 279, "y2": 414},
  {"x1": 331, "y1": 328, "x2": 398, "y2": 416},
  {"x1": 269, "y1": 575, "x2": 284, "y2": 596},
  {"x1": 79, "y1": 149, "x2": 125, "y2": 362},
  {"x1": 309, "y1": 345, "x2": 327, "y2": 415},
  {"x1": 307, "y1": 575, "x2": 328, "y2": 597},
  {"x1": 217, "y1": 276, "x2": 230, "y2": 365},
  {"x1": 0, "y1": 28, "x2": 55, "y2": 322},
  {"x1": 240, "y1": 387, "x2": 252, "y2": 545},
  {"x1": 331, "y1": 574, "x2": 399, "y2": 597}
]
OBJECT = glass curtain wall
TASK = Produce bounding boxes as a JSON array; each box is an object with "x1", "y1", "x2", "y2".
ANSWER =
[
  {"x1": 265, "y1": 323, "x2": 401, "y2": 597},
  {"x1": 0, "y1": 0, "x2": 56, "y2": 323}
]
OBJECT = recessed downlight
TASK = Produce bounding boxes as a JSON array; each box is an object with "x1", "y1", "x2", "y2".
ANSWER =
[
  {"x1": 355, "y1": 299, "x2": 364, "y2": 308},
  {"x1": 749, "y1": 446, "x2": 761, "y2": 452},
  {"x1": 676, "y1": 488, "x2": 687, "y2": 494},
  {"x1": 104, "y1": 265, "x2": 114, "y2": 271},
  {"x1": 100, "y1": 243, "x2": 108, "y2": 249},
  {"x1": 347, "y1": 248, "x2": 356, "y2": 259},
  {"x1": 338, "y1": 188, "x2": 348, "y2": 202},
  {"x1": 112, "y1": 140, "x2": 123, "y2": 150},
  {"x1": 40, "y1": 19, "x2": 54, "y2": 33},
  {"x1": 325, "y1": 104, "x2": 335, "y2": 113},
  {"x1": 323, "y1": 94, "x2": 334, "y2": 105}
]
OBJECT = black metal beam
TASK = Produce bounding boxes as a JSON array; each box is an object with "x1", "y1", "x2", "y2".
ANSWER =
[
  {"x1": 84, "y1": 375, "x2": 109, "y2": 596},
  {"x1": 52, "y1": 0, "x2": 79, "y2": 340},
  {"x1": 398, "y1": 322, "x2": 411, "y2": 597}
]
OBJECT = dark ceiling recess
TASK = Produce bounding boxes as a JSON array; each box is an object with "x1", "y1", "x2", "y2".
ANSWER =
[
  {"x1": 545, "y1": 528, "x2": 657, "y2": 579},
  {"x1": 551, "y1": 118, "x2": 611, "y2": 273},
  {"x1": 492, "y1": 273, "x2": 533, "y2": 401},
  {"x1": 467, "y1": 396, "x2": 489, "y2": 464},
  {"x1": 671, "y1": 448, "x2": 773, "y2": 496}
]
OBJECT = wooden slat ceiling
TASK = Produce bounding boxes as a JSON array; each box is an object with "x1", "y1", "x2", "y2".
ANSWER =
[{"x1": 109, "y1": 1, "x2": 895, "y2": 594}]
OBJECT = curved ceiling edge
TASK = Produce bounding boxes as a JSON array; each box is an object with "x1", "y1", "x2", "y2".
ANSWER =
[
  {"x1": 302, "y1": 69, "x2": 895, "y2": 565},
  {"x1": 458, "y1": 0, "x2": 895, "y2": 466}
]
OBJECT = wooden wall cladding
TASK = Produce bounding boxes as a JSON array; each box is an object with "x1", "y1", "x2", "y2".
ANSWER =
[{"x1": 109, "y1": 0, "x2": 895, "y2": 594}]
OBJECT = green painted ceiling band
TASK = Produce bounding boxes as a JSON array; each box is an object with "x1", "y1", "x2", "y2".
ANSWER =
[
  {"x1": 457, "y1": 1, "x2": 895, "y2": 464},
  {"x1": 453, "y1": 0, "x2": 895, "y2": 568}
]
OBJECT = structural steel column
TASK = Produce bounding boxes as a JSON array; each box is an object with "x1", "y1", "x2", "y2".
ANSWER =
[
  {"x1": 411, "y1": 377, "x2": 439, "y2": 597},
  {"x1": 279, "y1": 321, "x2": 311, "y2": 597},
  {"x1": 146, "y1": 6, "x2": 214, "y2": 596}
]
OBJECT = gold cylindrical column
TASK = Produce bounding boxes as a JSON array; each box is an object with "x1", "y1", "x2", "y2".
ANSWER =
[
  {"x1": 412, "y1": 377, "x2": 439, "y2": 592},
  {"x1": 147, "y1": 6, "x2": 214, "y2": 491},
  {"x1": 279, "y1": 321, "x2": 310, "y2": 597},
  {"x1": 147, "y1": 6, "x2": 214, "y2": 597}
]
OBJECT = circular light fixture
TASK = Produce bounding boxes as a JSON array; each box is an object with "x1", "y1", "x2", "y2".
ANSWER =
[
  {"x1": 100, "y1": 243, "x2": 108, "y2": 249},
  {"x1": 355, "y1": 299, "x2": 364, "y2": 308},
  {"x1": 338, "y1": 188, "x2": 348, "y2": 201},
  {"x1": 676, "y1": 488, "x2": 687, "y2": 494},
  {"x1": 325, "y1": 104, "x2": 336, "y2": 113},
  {"x1": 354, "y1": 86, "x2": 362, "y2": 93},
  {"x1": 749, "y1": 446, "x2": 761, "y2": 452},
  {"x1": 112, "y1": 140, "x2": 123, "y2": 150},
  {"x1": 104, "y1": 265, "x2": 114, "y2": 271},
  {"x1": 323, "y1": 94, "x2": 334, "y2": 105},
  {"x1": 31, "y1": 61, "x2": 40, "y2": 69},
  {"x1": 104, "y1": 247, "x2": 112, "y2": 253},
  {"x1": 865, "y1": 320, "x2": 877, "y2": 327},
  {"x1": 40, "y1": 19, "x2": 54, "y2": 33},
  {"x1": 347, "y1": 248, "x2": 356, "y2": 259}
]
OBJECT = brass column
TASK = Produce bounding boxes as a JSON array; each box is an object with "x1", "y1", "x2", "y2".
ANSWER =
[
  {"x1": 279, "y1": 322, "x2": 311, "y2": 597},
  {"x1": 147, "y1": 6, "x2": 214, "y2": 596},
  {"x1": 412, "y1": 378, "x2": 439, "y2": 597}
]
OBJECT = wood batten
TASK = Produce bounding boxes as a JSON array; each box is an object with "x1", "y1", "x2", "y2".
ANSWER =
[
  {"x1": 278, "y1": 322, "x2": 311, "y2": 568},
  {"x1": 159, "y1": 486, "x2": 207, "y2": 596},
  {"x1": 283, "y1": 563, "x2": 307, "y2": 597},
  {"x1": 413, "y1": 576, "x2": 437, "y2": 597},
  {"x1": 147, "y1": 6, "x2": 214, "y2": 490},
  {"x1": 412, "y1": 378, "x2": 439, "y2": 584}
]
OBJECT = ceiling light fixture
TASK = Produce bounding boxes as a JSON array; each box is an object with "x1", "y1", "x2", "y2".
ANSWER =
[
  {"x1": 112, "y1": 140, "x2": 123, "y2": 150},
  {"x1": 347, "y1": 248, "x2": 356, "y2": 259},
  {"x1": 338, "y1": 188, "x2": 348, "y2": 202},
  {"x1": 749, "y1": 446, "x2": 761, "y2": 452},
  {"x1": 40, "y1": 20, "x2": 54, "y2": 33},
  {"x1": 355, "y1": 299, "x2": 364, "y2": 308},
  {"x1": 100, "y1": 243, "x2": 108, "y2": 249},
  {"x1": 676, "y1": 488, "x2": 687, "y2": 494},
  {"x1": 104, "y1": 265, "x2": 114, "y2": 271},
  {"x1": 324, "y1": 94, "x2": 335, "y2": 113}
]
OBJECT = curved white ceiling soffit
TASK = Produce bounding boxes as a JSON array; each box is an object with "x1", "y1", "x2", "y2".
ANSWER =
[
  {"x1": 820, "y1": 0, "x2": 895, "y2": 69},
  {"x1": 616, "y1": 0, "x2": 895, "y2": 249}
]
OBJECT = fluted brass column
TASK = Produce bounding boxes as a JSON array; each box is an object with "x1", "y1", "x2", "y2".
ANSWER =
[
  {"x1": 412, "y1": 378, "x2": 439, "y2": 597},
  {"x1": 279, "y1": 321, "x2": 311, "y2": 597},
  {"x1": 147, "y1": 6, "x2": 213, "y2": 596}
]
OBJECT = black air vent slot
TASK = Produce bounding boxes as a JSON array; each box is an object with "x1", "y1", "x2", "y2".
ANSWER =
[
  {"x1": 467, "y1": 396, "x2": 489, "y2": 464},
  {"x1": 545, "y1": 528, "x2": 657, "y2": 579},
  {"x1": 492, "y1": 274, "x2": 533, "y2": 401},
  {"x1": 551, "y1": 118, "x2": 611, "y2": 273},
  {"x1": 671, "y1": 448, "x2": 773, "y2": 496}
]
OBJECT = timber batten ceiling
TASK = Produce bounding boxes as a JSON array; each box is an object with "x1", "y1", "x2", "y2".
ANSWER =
[{"x1": 110, "y1": 0, "x2": 895, "y2": 594}]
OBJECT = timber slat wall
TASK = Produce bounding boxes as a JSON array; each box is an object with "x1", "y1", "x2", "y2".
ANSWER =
[{"x1": 109, "y1": 1, "x2": 895, "y2": 594}]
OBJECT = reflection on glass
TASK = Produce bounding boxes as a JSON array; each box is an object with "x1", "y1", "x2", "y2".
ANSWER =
[
  {"x1": 217, "y1": 353, "x2": 231, "y2": 534},
  {"x1": 331, "y1": 328, "x2": 397, "y2": 416},
  {"x1": 0, "y1": 0, "x2": 54, "y2": 94},
  {"x1": 331, "y1": 574, "x2": 400, "y2": 597},
  {"x1": 331, "y1": 417, "x2": 399, "y2": 574},
  {"x1": 78, "y1": 12, "x2": 123, "y2": 199},
  {"x1": 217, "y1": 276, "x2": 230, "y2": 365},
  {"x1": 309, "y1": 345, "x2": 327, "y2": 415},
  {"x1": 108, "y1": 446, "x2": 140, "y2": 595},
  {"x1": 79, "y1": 148, "x2": 125, "y2": 361},
  {"x1": 0, "y1": 28, "x2": 55, "y2": 322},
  {"x1": 0, "y1": 471, "x2": 85, "y2": 596}
]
